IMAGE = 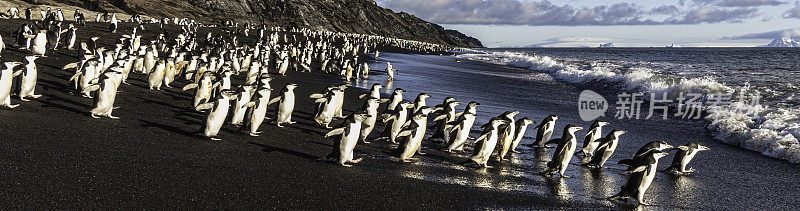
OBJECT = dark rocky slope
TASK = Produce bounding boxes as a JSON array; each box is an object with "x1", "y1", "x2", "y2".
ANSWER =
[{"x1": 20, "y1": 0, "x2": 483, "y2": 47}]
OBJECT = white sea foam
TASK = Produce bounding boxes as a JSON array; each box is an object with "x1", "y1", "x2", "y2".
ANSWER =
[{"x1": 458, "y1": 51, "x2": 800, "y2": 163}]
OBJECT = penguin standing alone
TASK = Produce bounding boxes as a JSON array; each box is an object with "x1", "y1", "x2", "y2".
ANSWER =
[
  {"x1": 533, "y1": 115, "x2": 559, "y2": 147},
  {"x1": 0, "y1": 62, "x2": 23, "y2": 108},
  {"x1": 663, "y1": 142, "x2": 710, "y2": 175},
  {"x1": 323, "y1": 113, "x2": 372, "y2": 167}
]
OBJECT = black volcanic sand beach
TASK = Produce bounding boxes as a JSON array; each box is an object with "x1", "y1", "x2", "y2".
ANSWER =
[{"x1": 1, "y1": 19, "x2": 799, "y2": 209}]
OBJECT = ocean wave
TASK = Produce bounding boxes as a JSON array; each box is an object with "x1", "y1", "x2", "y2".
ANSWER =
[{"x1": 458, "y1": 51, "x2": 800, "y2": 163}]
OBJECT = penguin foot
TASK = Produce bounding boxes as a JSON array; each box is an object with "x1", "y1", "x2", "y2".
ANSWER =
[
  {"x1": 31, "y1": 95, "x2": 41, "y2": 99},
  {"x1": 638, "y1": 201, "x2": 650, "y2": 206},
  {"x1": 512, "y1": 150, "x2": 522, "y2": 153},
  {"x1": 401, "y1": 159, "x2": 414, "y2": 163},
  {"x1": 91, "y1": 114, "x2": 100, "y2": 119},
  {"x1": 276, "y1": 123, "x2": 284, "y2": 128},
  {"x1": 209, "y1": 137, "x2": 222, "y2": 141},
  {"x1": 350, "y1": 158, "x2": 363, "y2": 163},
  {"x1": 417, "y1": 151, "x2": 426, "y2": 155},
  {"x1": 4, "y1": 104, "x2": 19, "y2": 109},
  {"x1": 340, "y1": 163, "x2": 353, "y2": 167},
  {"x1": 20, "y1": 98, "x2": 30, "y2": 102},
  {"x1": 249, "y1": 133, "x2": 261, "y2": 137},
  {"x1": 288, "y1": 121, "x2": 296, "y2": 124}
]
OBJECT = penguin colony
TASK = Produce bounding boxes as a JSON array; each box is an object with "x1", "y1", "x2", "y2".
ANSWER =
[{"x1": 0, "y1": 7, "x2": 710, "y2": 206}]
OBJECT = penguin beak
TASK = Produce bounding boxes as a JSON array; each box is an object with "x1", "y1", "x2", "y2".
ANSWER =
[
  {"x1": 700, "y1": 146, "x2": 711, "y2": 151},
  {"x1": 620, "y1": 130, "x2": 627, "y2": 134},
  {"x1": 576, "y1": 126, "x2": 584, "y2": 130},
  {"x1": 665, "y1": 144, "x2": 674, "y2": 149}
]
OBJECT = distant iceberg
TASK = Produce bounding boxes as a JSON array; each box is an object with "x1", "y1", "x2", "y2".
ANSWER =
[
  {"x1": 597, "y1": 43, "x2": 615, "y2": 48},
  {"x1": 761, "y1": 37, "x2": 800, "y2": 47},
  {"x1": 666, "y1": 44, "x2": 682, "y2": 48}
]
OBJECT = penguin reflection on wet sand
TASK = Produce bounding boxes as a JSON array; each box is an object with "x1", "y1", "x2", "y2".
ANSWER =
[{"x1": 663, "y1": 142, "x2": 710, "y2": 175}]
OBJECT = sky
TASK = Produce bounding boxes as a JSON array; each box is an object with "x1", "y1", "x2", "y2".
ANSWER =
[{"x1": 375, "y1": 0, "x2": 800, "y2": 47}]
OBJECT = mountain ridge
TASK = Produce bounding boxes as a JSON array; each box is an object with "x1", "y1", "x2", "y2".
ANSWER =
[{"x1": 14, "y1": 0, "x2": 483, "y2": 48}]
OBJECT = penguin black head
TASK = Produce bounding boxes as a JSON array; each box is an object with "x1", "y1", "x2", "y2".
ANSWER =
[
  {"x1": 447, "y1": 101, "x2": 462, "y2": 107},
  {"x1": 352, "y1": 113, "x2": 372, "y2": 122},
  {"x1": 468, "y1": 102, "x2": 480, "y2": 107},
  {"x1": 593, "y1": 120, "x2": 610, "y2": 127},
  {"x1": 501, "y1": 111, "x2": 520, "y2": 118},
  {"x1": 564, "y1": 124, "x2": 584, "y2": 133},
  {"x1": 519, "y1": 117, "x2": 535, "y2": 125},
  {"x1": 683, "y1": 142, "x2": 710, "y2": 151},
  {"x1": 609, "y1": 129, "x2": 627, "y2": 137},
  {"x1": 490, "y1": 117, "x2": 510, "y2": 127}
]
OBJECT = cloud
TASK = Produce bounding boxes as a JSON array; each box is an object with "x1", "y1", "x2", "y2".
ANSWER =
[
  {"x1": 722, "y1": 28, "x2": 800, "y2": 39},
  {"x1": 378, "y1": 0, "x2": 760, "y2": 26},
  {"x1": 717, "y1": 0, "x2": 787, "y2": 7},
  {"x1": 526, "y1": 36, "x2": 616, "y2": 47},
  {"x1": 667, "y1": 7, "x2": 758, "y2": 24},
  {"x1": 785, "y1": 1, "x2": 800, "y2": 18},
  {"x1": 650, "y1": 5, "x2": 681, "y2": 14}
]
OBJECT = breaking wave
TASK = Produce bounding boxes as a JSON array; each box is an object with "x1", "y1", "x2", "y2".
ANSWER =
[{"x1": 457, "y1": 50, "x2": 800, "y2": 163}]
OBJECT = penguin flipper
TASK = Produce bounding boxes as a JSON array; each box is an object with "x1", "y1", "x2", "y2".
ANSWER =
[
  {"x1": 309, "y1": 93, "x2": 324, "y2": 99},
  {"x1": 243, "y1": 102, "x2": 256, "y2": 108},
  {"x1": 358, "y1": 94, "x2": 367, "y2": 99},
  {"x1": 62, "y1": 62, "x2": 78, "y2": 70},
  {"x1": 267, "y1": 96, "x2": 282, "y2": 105},
  {"x1": 396, "y1": 130, "x2": 413, "y2": 138},
  {"x1": 544, "y1": 138, "x2": 562, "y2": 146},
  {"x1": 182, "y1": 83, "x2": 198, "y2": 91},
  {"x1": 85, "y1": 84, "x2": 101, "y2": 92},
  {"x1": 473, "y1": 133, "x2": 488, "y2": 143},
  {"x1": 324, "y1": 128, "x2": 345, "y2": 138},
  {"x1": 629, "y1": 166, "x2": 647, "y2": 173},
  {"x1": 13, "y1": 70, "x2": 24, "y2": 77},
  {"x1": 432, "y1": 115, "x2": 447, "y2": 122},
  {"x1": 196, "y1": 102, "x2": 214, "y2": 111},
  {"x1": 618, "y1": 159, "x2": 634, "y2": 166}
]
